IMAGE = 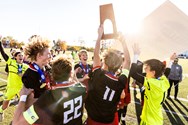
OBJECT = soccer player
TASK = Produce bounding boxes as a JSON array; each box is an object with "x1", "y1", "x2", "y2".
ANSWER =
[
  {"x1": 74, "y1": 49, "x2": 92, "y2": 92},
  {"x1": 22, "y1": 35, "x2": 51, "y2": 101},
  {"x1": 12, "y1": 57, "x2": 86, "y2": 125},
  {"x1": 0, "y1": 41, "x2": 28, "y2": 121},
  {"x1": 85, "y1": 25, "x2": 130, "y2": 125},
  {"x1": 129, "y1": 46, "x2": 176, "y2": 125}
]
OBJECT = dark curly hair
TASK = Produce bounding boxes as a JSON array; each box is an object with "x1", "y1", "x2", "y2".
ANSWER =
[{"x1": 52, "y1": 57, "x2": 72, "y2": 82}]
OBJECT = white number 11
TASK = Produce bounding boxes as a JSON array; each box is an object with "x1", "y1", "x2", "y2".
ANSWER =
[{"x1": 103, "y1": 86, "x2": 115, "y2": 101}]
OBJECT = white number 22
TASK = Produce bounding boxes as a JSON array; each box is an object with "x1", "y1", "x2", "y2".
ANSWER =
[{"x1": 64, "y1": 96, "x2": 82, "y2": 124}]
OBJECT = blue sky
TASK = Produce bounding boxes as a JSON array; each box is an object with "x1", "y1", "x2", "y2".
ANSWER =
[{"x1": 0, "y1": 0, "x2": 188, "y2": 47}]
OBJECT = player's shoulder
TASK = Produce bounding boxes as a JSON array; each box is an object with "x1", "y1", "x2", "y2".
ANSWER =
[
  {"x1": 72, "y1": 82, "x2": 86, "y2": 90},
  {"x1": 74, "y1": 63, "x2": 82, "y2": 69}
]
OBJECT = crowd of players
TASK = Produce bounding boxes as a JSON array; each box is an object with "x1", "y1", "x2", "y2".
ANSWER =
[{"x1": 0, "y1": 25, "x2": 180, "y2": 125}]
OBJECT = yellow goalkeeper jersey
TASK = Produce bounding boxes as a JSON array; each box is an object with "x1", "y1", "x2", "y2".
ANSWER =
[
  {"x1": 6, "y1": 57, "x2": 28, "y2": 89},
  {"x1": 140, "y1": 75, "x2": 170, "y2": 125}
]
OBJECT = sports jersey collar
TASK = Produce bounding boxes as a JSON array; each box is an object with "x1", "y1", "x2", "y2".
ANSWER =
[
  {"x1": 17, "y1": 64, "x2": 23, "y2": 74},
  {"x1": 92, "y1": 66, "x2": 118, "y2": 81},
  {"x1": 92, "y1": 66, "x2": 101, "y2": 72},
  {"x1": 29, "y1": 64, "x2": 37, "y2": 72},
  {"x1": 30, "y1": 63, "x2": 46, "y2": 84},
  {"x1": 51, "y1": 81, "x2": 76, "y2": 89},
  {"x1": 79, "y1": 62, "x2": 90, "y2": 74},
  {"x1": 105, "y1": 73, "x2": 118, "y2": 81}
]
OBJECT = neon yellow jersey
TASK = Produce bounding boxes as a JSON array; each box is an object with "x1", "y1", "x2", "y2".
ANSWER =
[
  {"x1": 140, "y1": 75, "x2": 170, "y2": 125},
  {"x1": 6, "y1": 57, "x2": 28, "y2": 89}
]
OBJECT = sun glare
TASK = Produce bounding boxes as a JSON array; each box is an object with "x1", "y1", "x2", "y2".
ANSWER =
[
  {"x1": 112, "y1": 0, "x2": 143, "y2": 35},
  {"x1": 124, "y1": 21, "x2": 141, "y2": 35}
]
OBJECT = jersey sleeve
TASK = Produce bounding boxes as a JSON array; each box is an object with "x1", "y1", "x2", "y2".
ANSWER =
[
  {"x1": 22, "y1": 69, "x2": 45, "y2": 98},
  {"x1": 129, "y1": 63, "x2": 145, "y2": 84},
  {"x1": 74, "y1": 63, "x2": 80, "y2": 70},
  {"x1": 0, "y1": 42, "x2": 9, "y2": 61},
  {"x1": 164, "y1": 68, "x2": 170, "y2": 77},
  {"x1": 22, "y1": 70, "x2": 38, "y2": 89},
  {"x1": 6, "y1": 57, "x2": 12, "y2": 65},
  {"x1": 74, "y1": 63, "x2": 84, "y2": 78},
  {"x1": 118, "y1": 72, "x2": 128, "y2": 89}
]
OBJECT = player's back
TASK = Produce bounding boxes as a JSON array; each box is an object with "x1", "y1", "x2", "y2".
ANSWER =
[
  {"x1": 86, "y1": 67, "x2": 126, "y2": 123},
  {"x1": 34, "y1": 82, "x2": 86, "y2": 125}
]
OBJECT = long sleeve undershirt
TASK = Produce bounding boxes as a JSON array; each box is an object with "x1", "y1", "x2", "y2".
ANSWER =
[
  {"x1": 0, "y1": 42, "x2": 9, "y2": 61},
  {"x1": 129, "y1": 63, "x2": 145, "y2": 84},
  {"x1": 129, "y1": 63, "x2": 171, "y2": 85}
]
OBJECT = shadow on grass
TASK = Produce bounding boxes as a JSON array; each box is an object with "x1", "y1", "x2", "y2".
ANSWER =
[
  {"x1": 168, "y1": 98, "x2": 188, "y2": 122},
  {"x1": 176, "y1": 99, "x2": 188, "y2": 113},
  {"x1": 133, "y1": 88, "x2": 142, "y2": 124},
  {"x1": 0, "y1": 84, "x2": 7, "y2": 92},
  {"x1": 164, "y1": 100, "x2": 184, "y2": 125},
  {"x1": 0, "y1": 88, "x2": 6, "y2": 92},
  {"x1": 162, "y1": 102, "x2": 177, "y2": 124},
  {"x1": 0, "y1": 85, "x2": 7, "y2": 89}
]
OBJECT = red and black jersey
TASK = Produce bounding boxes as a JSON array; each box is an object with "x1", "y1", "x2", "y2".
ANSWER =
[
  {"x1": 33, "y1": 82, "x2": 86, "y2": 125},
  {"x1": 85, "y1": 66, "x2": 127, "y2": 124},
  {"x1": 74, "y1": 63, "x2": 92, "y2": 91},
  {"x1": 22, "y1": 64, "x2": 46, "y2": 98},
  {"x1": 74, "y1": 63, "x2": 92, "y2": 78}
]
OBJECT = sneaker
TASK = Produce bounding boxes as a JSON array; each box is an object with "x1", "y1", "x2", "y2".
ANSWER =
[{"x1": 0, "y1": 113, "x2": 4, "y2": 122}]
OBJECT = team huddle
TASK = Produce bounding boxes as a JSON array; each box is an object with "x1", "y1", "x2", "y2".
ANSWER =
[{"x1": 0, "y1": 25, "x2": 181, "y2": 125}]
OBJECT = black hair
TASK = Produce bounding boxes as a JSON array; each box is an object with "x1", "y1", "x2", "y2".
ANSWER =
[
  {"x1": 14, "y1": 52, "x2": 21, "y2": 57},
  {"x1": 144, "y1": 59, "x2": 165, "y2": 78}
]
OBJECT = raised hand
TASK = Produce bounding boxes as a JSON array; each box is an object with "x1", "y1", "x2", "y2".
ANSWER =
[
  {"x1": 117, "y1": 32, "x2": 126, "y2": 44},
  {"x1": 132, "y1": 43, "x2": 141, "y2": 55},
  {"x1": 75, "y1": 67, "x2": 82, "y2": 74},
  {"x1": 170, "y1": 53, "x2": 177, "y2": 61},
  {"x1": 97, "y1": 24, "x2": 104, "y2": 40}
]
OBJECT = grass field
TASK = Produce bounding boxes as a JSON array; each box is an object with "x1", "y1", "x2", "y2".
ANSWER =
[{"x1": 0, "y1": 49, "x2": 188, "y2": 125}]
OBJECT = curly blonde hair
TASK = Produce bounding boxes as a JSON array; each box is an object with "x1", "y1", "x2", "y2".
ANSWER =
[{"x1": 24, "y1": 35, "x2": 50, "y2": 61}]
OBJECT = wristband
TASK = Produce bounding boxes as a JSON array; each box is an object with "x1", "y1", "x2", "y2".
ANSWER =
[{"x1": 20, "y1": 95, "x2": 27, "y2": 102}]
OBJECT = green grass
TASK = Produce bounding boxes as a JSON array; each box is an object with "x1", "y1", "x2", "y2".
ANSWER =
[{"x1": 0, "y1": 49, "x2": 187, "y2": 125}]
